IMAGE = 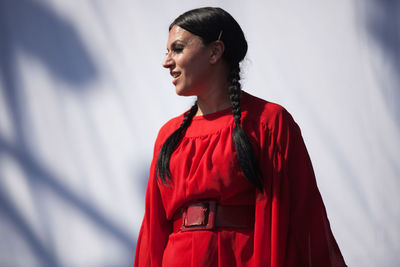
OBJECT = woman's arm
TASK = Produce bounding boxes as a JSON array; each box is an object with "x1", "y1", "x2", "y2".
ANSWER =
[{"x1": 134, "y1": 144, "x2": 172, "y2": 267}]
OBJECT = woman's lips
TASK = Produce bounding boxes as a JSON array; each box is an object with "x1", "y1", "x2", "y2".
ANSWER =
[{"x1": 171, "y1": 71, "x2": 181, "y2": 85}]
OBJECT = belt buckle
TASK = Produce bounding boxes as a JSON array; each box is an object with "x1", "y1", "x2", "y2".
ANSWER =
[{"x1": 180, "y1": 200, "x2": 216, "y2": 231}]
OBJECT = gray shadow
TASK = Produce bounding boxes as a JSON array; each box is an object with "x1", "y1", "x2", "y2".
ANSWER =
[
  {"x1": 0, "y1": 135, "x2": 136, "y2": 266},
  {"x1": 0, "y1": 0, "x2": 135, "y2": 266},
  {"x1": 0, "y1": 186, "x2": 61, "y2": 267},
  {"x1": 0, "y1": 0, "x2": 97, "y2": 85},
  {"x1": 363, "y1": 0, "x2": 400, "y2": 124}
]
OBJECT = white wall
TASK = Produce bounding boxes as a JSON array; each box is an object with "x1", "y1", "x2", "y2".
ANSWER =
[{"x1": 0, "y1": 0, "x2": 399, "y2": 266}]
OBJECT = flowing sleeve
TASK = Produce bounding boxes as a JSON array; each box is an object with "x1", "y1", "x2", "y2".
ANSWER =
[
  {"x1": 253, "y1": 108, "x2": 346, "y2": 267},
  {"x1": 134, "y1": 139, "x2": 172, "y2": 267}
]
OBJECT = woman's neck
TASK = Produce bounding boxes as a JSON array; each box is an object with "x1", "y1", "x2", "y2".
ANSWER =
[
  {"x1": 195, "y1": 85, "x2": 231, "y2": 116},
  {"x1": 194, "y1": 60, "x2": 233, "y2": 116}
]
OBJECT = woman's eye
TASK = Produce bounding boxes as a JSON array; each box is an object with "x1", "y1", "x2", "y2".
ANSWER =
[
  {"x1": 172, "y1": 46, "x2": 184, "y2": 53},
  {"x1": 165, "y1": 44, "x2": 184, "y2": 55}
]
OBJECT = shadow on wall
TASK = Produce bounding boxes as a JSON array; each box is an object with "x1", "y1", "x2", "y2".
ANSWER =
[
  {"x1": 0, "y1": 0, "x2": 97, "y2": 86},
  {"x1": 0, "y1": 138, "x2": 136, "y2": 266},
  {"x1": 0, "y1": 0, "x2": 135, "y2": 266},
  {"x1": 364, "y1": 0, "x2": 400, "y2": 125}
]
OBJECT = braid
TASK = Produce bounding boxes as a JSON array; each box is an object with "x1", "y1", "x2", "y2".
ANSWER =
[
  {"x1": 156, "y1": 102, "x2": 198, "y2": 184},
  {"x1": 229, "y1": 65, "x2": 263, "y2": 191},
  {"x1": 228, "y1": 65, "x2": 242, "y2": 126}
]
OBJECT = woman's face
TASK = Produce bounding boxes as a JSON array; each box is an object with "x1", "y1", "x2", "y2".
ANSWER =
[{"x1": 163, "y1": 25, "x2": 213, "y2": 96}]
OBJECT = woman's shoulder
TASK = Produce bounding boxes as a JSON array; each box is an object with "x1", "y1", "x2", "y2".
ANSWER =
[
  {"x1": 153, "y1": 112, "x2": 185, "y2": 148},
  {"x1": 242, "y1": 91, "x2": 296, "y2": 129},
  {"x1": 159, "y1": 114, "x2": 183, "y2": 134}
]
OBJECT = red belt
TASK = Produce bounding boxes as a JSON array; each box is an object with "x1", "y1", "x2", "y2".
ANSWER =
[{"x1": 172, "y1": 200, "x2": 255, "y2": 232}]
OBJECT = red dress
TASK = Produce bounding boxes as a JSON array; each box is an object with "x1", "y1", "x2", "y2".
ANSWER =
[{"x1": 134, "y1": 92, "x2": 346, "y2": 267}]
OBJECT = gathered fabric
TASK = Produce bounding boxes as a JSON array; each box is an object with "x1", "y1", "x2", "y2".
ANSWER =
[{"x1": 134, "y1": 92, "x2": 346, "y2": 267}]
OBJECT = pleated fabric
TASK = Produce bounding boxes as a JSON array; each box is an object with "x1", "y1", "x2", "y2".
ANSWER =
[{"x1": 134, "y1": 92, "x2": 346, "y2": 267}]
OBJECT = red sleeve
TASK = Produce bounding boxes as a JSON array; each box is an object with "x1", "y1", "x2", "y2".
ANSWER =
[
  {"x1": 134, "y1": 143, "x2": 172, "y2": 267},
  {"x1": 253, "y1": 108, "x2": 346, "y2": 267}
]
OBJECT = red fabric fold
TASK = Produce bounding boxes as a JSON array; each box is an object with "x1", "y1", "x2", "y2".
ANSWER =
[{"x1": 134, "y1": 92, "x2": 346, "y2": 267}]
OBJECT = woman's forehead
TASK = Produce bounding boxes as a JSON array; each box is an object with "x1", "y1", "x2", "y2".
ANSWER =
[
  {"x1": 168, "y1": 26, "x2": 189, "y2": 43},
  {"x1": 167, "y1": 25, "x2": 200, "y2": 48}
]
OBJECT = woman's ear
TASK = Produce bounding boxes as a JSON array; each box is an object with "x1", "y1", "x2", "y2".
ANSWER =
[{"x1": 209, "y1": 40, "x2": 225, "y2": 64}]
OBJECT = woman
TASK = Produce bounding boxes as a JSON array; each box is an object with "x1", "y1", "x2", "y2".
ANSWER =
[{"x1": 135, "y1": 7, "x2": 346, "y2": 267}]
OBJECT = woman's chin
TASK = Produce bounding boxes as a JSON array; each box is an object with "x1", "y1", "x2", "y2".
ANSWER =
[{"x1": 175, "y1": 88, "x2": 193, "y2": 97}]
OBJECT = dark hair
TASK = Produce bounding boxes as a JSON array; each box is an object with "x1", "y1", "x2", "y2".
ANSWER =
[{"x1": 157, "y1": 7, "x2": 263, "y2": 190}]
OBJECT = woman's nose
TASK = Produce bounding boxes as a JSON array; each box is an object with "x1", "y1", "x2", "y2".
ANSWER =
[{"x1": 162, "y1": 52, "x2": 173, "y2": 68}]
